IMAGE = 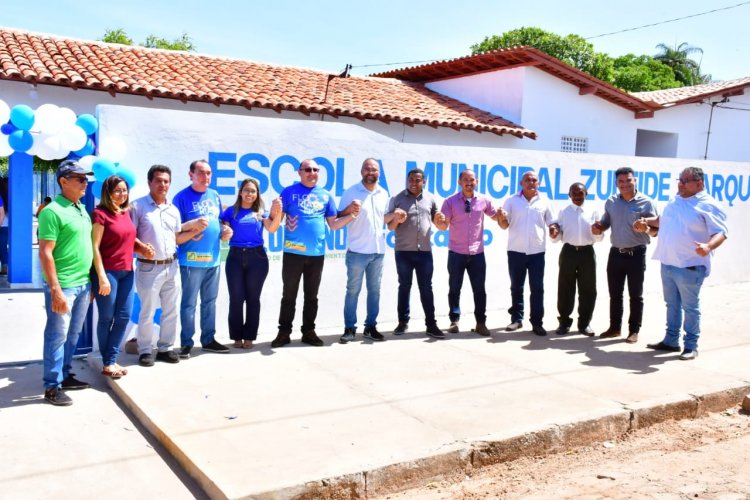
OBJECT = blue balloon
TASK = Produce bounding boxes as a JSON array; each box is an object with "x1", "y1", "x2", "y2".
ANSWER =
[
  {"x1": 75, "y1": 114, "x2": 98, "y2": 135},
  {"x1": 88, "y1": 180, "x2": 101, "y2": 199},
  {"x1": 8, "y1": 129, "x2": 33, "y2": 152},
  {"x1": 9, "y1": 104, "x2": 35, "y2": 131},
  {"x1": 92, "y1": 158, "x2": 116, "y2": 181},
  {"x1": 0, "y1": 123, "x2": 16, "y2": 135},
  {"x1": 117, "y1": 166, "x2": 137, "y2": 189},
  {"x1": 74, "y1": 138, "x2": 95, "y2": 157}
]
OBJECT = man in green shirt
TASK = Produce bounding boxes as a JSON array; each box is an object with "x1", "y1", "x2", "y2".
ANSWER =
[{"x1": 38, "y1": 159, "x2": 95, "y2": 406}]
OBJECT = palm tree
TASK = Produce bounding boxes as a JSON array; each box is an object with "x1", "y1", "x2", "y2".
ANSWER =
[{"x1": 654, "y1": 42, "x2": 710, "y2": 86}]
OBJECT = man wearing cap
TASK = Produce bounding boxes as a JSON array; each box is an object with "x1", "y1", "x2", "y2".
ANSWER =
[{"x1": 38, "y1": 159, "x2": 95, "y2": 406}]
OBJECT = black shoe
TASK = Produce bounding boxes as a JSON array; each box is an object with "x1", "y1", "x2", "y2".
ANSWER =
[
  {"x1": 271, "y1": 332, "x2": 291, "y2": 348},
  {"x1": 447, "y1": 321, "x2": 459, "y2": 334},
  {"x1": 599, "y1": 328, "x2": 621, "y2": 339},
  {"x1": 393, "y1": 322, "x2": 408, "y2": 335},
  {"x1": 301, "y1": 330, "x2": 324, "y2": 347},
  {"x1": 646, "y1": 341, "x2": 681, "y2": 352},
  {"x1": 532, "y1": 325, "x2": 547, "y2": 337},
  {"x1": 363, "y1": 326, "x2": 385, "y2": 342},
  {"x1": 679, "y1": 349, "x2": 698, "y2": 360},
  {"x1": 44, "y1": 387, "x2": 72, "y2": 406},
  {"x1": 339, "y1": 328, "x2": 356, "y2": 344},
  {"x1": 179, "y1": 346, "x2": 192, "y2": 359},
  {"x1": 472, "y1": 322, "x2": 491, "y2": 336},
  {"x1": 578, "y1": 326, "x2": 595, "y2": 337},
  {"x1": 155, "y1": 350, "x2": 180, "y2": 363},
  {"x1": 61, "y1": 374, "x2": 90, "y2": 390},
  {"x1": 555, "y1": 325, "x2": 570, "y2": 335},
  {"x1": 505, "y1": 321, "x2": 523, "y2": 332},
  {"x1": 139, "y1": 353, "x2": 155, "y2": 367},
  {"x1": 202, "y1": 340, "x2": 230, "y2": 353},
  {"x1": 426, "y1": 325, "x2": 445, "y2": 339}
]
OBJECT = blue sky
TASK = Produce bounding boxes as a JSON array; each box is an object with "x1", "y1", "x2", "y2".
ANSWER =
[{"x1": 2, "y1": 0, "x2": 748, "y2": 81}]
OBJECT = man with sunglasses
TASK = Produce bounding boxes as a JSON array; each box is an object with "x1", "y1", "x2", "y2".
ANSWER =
[
  {"x1": 271, "y1": 159, "x2": 356, "y2": 348},
  {"x1": 634, "y1": 167, "x2": 727, "y2": 360},
  {"x1": 435, "y1": 169, "x2": 501, "y2": 336},
  {"x1": 38, "y1": 160, "x2": 95, "y2": 406}
]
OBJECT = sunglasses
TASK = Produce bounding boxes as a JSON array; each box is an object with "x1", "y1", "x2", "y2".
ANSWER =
[
  {"x1": 300, "y1": 167, "x2": 320, "y2": 173},
  {"x1": 464, "y1": 199, "x2": 471, "y2": 213},
  {"x1": 66, "y1": 176, "x2": 89, "y2": 184}
]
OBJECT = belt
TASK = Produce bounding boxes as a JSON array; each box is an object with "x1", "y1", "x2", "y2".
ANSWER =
[
  {"x1": 563, "y1": 243, "x2": 593, "y2": 251},
  {"x1": 615, "y1": 245, "x2": 645, "y2": 255},
  {"x1": 137, "y1": 254, "x2": 176, "y2": 265}
]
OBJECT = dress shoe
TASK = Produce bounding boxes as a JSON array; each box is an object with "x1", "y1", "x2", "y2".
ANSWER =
[
  {"x1": 505, "y1": 321, "x2": 523, "y2": 332},
  {"x1": 679, "y1": 349, "x2": 698, "y2": 360},
  {"x1": 393, "y1": 322, "x2": 408, "y2": 335},
  {"x1": 578, "y1": 326, "x2": 595, "y2": 337},
  {"x1": 555, "y1": 325, "x2": 570, "y2": 335},
  {"x1": 599, "y1": 328, "x2": 621, "y2": 339},
  {"x1": 301, "y1": 330, "x2": 324, "y2": 347},
  {"x1": 532, "y1": 325, "x2": 547, "y2": 336},
  {"x1": 625, "y1": 333, "x2": 639, "y2": 344},
  {"x1": 472, "y1": 322, "x2": 490, "y2": 336},
  {"x1": 646, "y1": 341, "x2": 681, "y2": 352},
  {"x1": 271, "y1": 332, "x2": 291, "y2": 348},
  {"x1": 447, "y1": 321, "x2": 459, "y2": 334}
]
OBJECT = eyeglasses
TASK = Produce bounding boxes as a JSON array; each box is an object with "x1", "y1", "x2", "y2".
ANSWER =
[
  {"x1": 301, "y1": 167, "x2": 320, "y2": 173},
  {"x1": 241, "y1": 189, "x2": 257, "y2": 195},
  {"x1": 112, "y1": 189, "x2": 128, "y2": 195},
  {"x1": 65, "y1": 176, "x2": 89, "y2": 184},
  {"x1": 677, "y1": 178, "x2": 697, "y2": 184},
  {"x1": 464, "y1": 199, "x2": 471, "y2": 213}
]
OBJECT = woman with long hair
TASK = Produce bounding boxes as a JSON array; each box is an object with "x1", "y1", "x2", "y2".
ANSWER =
[
  {"x1": 92, "y1": 175, "x2": 137, "y2": 378},
  {"x1": 220, "y1": 178, "x2": 281, "y2": 348}
]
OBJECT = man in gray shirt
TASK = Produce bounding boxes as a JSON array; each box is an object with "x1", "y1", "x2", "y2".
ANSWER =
[
  {"x1": 386, "y1": 168, "x2": 445, "y2": 339},
  {"x1": 592, "y1": 167, "x2": 658, "y2": 344}
]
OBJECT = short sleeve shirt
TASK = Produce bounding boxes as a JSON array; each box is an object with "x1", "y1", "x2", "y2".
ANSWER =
[
  {"x1": 387, "y1": 190, "x2": 437, "y2": 252},
  {"x1": 173, "y1": 186, "x2": 223, "y2": 268},
  {"x1": 130, "y1": 195, "x2": 181, "y2": 261},
  {"x1": 441, "y1": 193, "x2": 497, "y2": 255},
  {"x1": 92, "y1": 207, "x2": 137, "y2": 271},
  {"x1": 38, "y1": 195, "x2": 93, "y2": 288},
  {"x1": 280, "y1": 183, "x2": 337, "y2": 256},
  {"x1": 220, "y1": 206, "x2": 267, "y2": 248},
  {"x1": 600, "y1": 191, "x2": 658, "y2": 248},
  {"x1": 338, "y1": 182, "x2": 389, "y2": 254}
]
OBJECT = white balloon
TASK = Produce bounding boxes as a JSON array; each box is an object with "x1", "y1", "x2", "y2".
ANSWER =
[
  {"x1": 0, "y1": 135, "x2": 13, "y2": 157},
  {"x1": 78, "y1": 155, "x2": 97, "y2": 170},
  {"x1": 59, "y1": 125, "x2": 87, "y2": 151},
  {"x1": 99, "y1": 136, "x2": 127, "y2": 162},
  {"x1": 34, "y1": 104, "x2": 62, "y2": 134},
  {"x1": 56, "y1": 107, "x2": 77, "y2": 127},
  {"x1": 0, "y1": 99, "x2": 10, "y2": 126},
  {"x1": 35, "y1": 134, "x2": 60, "y2": 161}
]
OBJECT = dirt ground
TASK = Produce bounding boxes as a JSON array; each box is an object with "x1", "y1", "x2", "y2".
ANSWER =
[{"x1": 380, "y1": 406, "x2": 750, "y2": 499}]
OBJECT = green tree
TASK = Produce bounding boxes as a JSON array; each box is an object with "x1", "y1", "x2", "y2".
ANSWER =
[
  {"x1": 654, "y1": 42, "x2": 710, "y2": 86},
  {"x1": 99, "y1": 29, "x2": 195, "y2": 52},
  {"x1": 471, "y1": 27, "x2": 614, "y2": 83},
  {"x1": 612, "y1": 54, "x2": 682, "y2": 92}
]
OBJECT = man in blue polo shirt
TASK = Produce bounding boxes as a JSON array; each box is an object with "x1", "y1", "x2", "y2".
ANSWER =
[
  {"x1": 271, "y1": 159, "x2": 357, "y2": 348},
  {"x1": 173, "y1": 159, "x2": 233, "y2": 358}
]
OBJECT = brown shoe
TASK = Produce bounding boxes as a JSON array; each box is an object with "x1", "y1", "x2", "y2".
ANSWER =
[
  {"x1": 625, "y1": 333, "x2": 639, "y2": 344},
  {"x1": 447, "y1": 321, "x2": 459, "y2": 334},
  {"x1": 599, "y1": 328, "x2": 621, "y2": 339},
  {"x1": 472, "y1": 322, "x2": 491, "y2": 336},
  {"x1": 301, "y1": 330, "x2": 324, "y2": 347}
]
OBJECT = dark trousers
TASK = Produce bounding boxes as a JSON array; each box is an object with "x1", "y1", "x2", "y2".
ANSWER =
[
  {"x1": 278, "y1": 252, "x2": 325, "y2": 335},
  {"x1": 507, "y1": 251, "x2": 545, "y2": 326},
  {"x1": 447, "y1": 251, "x2": 487, "y2": 323},
  {"x1": 606, "y1": 245, "x2": 646, "y2": 333},
  {"x1": 395, "y1": 251, "x2": 437, "y2": 327},
  {"x1": 226, "y1": 246, "x2": 269, "y2": 341},
  {"x1": 557, "y1": 244, "x2": 596, "y2": 329}
]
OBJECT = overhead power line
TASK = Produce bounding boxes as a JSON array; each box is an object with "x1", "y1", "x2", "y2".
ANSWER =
[{"x1": 585, "y1": 1, "x2": 750, "y2": 39}]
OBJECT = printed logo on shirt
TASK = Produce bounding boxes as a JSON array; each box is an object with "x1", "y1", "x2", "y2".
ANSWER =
[
  {"x1": 284, "y1": 240, "x2": 307, "y2": 252},
  {"x1": 191, "y1": 199, "x2": 220, "y2": 218},
  {"x1": 292, "y1": 193, "x2": 326, "y2": 215},
  {"x1": 187, "y1": 252, "x2": 214, "y2": 263}
]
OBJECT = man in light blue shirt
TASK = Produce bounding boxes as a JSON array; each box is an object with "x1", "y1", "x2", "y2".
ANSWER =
[
  {"x1": 337, "y1": 158, "x2": 390, "y2": 344},
  {"x1": 634, "y1": 167, "x2": 728, "y2": 360}
]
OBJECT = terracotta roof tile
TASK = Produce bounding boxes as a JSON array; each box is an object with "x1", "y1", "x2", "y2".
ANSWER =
[
  {"x1": 0, "y1": 28, "x2": 535, "y2": 138},
  {"x1": 632, "y1": 76, "x2": 750, "y2": 106}
]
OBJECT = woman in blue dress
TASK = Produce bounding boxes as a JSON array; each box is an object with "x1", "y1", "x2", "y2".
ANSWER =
[{"x1": 220, "y1": 178, "x2": 282, "y2": 348}]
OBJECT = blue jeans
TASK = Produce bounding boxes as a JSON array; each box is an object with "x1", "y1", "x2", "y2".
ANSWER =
[
  {"x1": 508, "y1": 251, "x2": 545, "y2": 326},
  {"x1": 42, "y1": 282, "x2": 91, "y2": 389},
  {"x1": 93, "y1": 270, "x2": 134, "y2": 366},
  {"x1": 447, "y1": 251, "x2": 487, "y2": 323},
  {"x1": 180, "y1": 265, "x2": 220, "y2": 348},
  {"x1": 226, "y1": 246, "x2": 269, "y2": 341},
  {"x1": 661, "y1": 264, "x2": 706, "y2": 350},
  {"x1": 344, "y1": 251, "x2": 384, "y2": 330},
  {"x1": 395, "y1": 251, "x2": 437, "y2": 327}
]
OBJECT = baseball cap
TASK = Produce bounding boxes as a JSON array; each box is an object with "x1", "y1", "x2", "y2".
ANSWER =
[{"x1": 56, "y1": 159, "x2": 94, "y2": 179}]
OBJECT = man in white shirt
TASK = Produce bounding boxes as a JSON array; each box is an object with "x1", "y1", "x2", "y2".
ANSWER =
[
  {"x1": 497, "y1": 170, "x2": 557, "y2": 336},
  {"x1": 551, "y1": 183, "x2": 603, "y2": 336},
  {"x1": 634, "y1": 167, "x2": 727, "y2": 360}
]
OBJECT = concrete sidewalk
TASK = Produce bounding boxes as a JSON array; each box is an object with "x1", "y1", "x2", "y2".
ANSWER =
[{"x1": 2, "y1": 282, "x2": 749, "y2": 499}]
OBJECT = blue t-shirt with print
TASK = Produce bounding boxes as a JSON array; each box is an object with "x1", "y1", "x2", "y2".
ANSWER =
[
  {"x1": 220, "y1": 206, "x2": 267, "y2": 248},
  {"x1": 280, "y1": 183, "x2": 337, "y2": 256},
  {"x1": 173, "y1": 186, "x2": 222, "y2": 267}
]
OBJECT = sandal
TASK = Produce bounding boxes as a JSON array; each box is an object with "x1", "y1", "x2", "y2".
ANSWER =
[
  {"x1": 113, "y1": 364, "x2": 128, "y2": 376},
  {"x1": 233, "y1": 341, "x2": 243, "y2": 348},
  {"x1": 242, "y1": 341, "x2": 253, "y2": 349},
  {"x1": 101, "y1": 366, "x2": 124, "y2": 379}
]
